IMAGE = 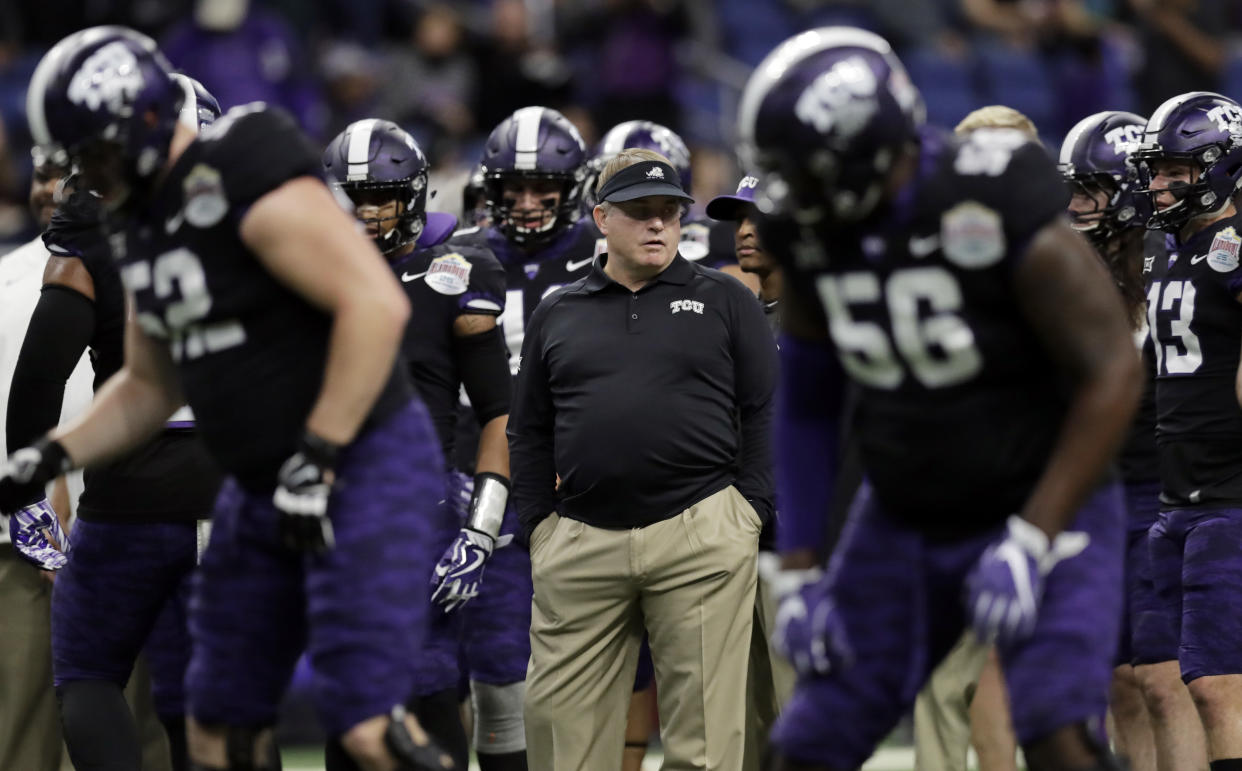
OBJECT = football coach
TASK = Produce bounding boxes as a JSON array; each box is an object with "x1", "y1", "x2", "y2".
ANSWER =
[{"x1": 509, "y1": 147, "x2": 777, "y2": 771}]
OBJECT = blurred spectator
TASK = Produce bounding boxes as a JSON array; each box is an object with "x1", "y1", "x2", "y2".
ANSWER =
[
  {"x1": 1126, "y1": 0, "x2": 1229, "y2": 114},
  {"x1": 376, "y1": 5, "x2": 478, "y2": 160},
  {"x1": 0, "y1": 116, "x2": 28, "y2": 244},
  {"x1": 161, "y1": 0, "x2": 326, "y2": 138},
  {"x1": 472, "y1": 0, "x2": 573, "y2": 133},
  {"x1": 320, "y1": 42, "x2": 382, "y2": 142},
  {"x1": 559, "y1": 0, "x2": 693, "y2": 134}
]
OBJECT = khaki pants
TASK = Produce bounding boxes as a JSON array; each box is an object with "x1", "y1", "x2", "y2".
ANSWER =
[
  {"x1": 743, "y1": 579, "x2": 781, "y2": 771},
  {"x1": 525, "y1": 486, "x2": 760, "y2": 771},
  {"x1": 913, "y1": 632, "x2": 990, "y2": 771},
  {"x1": 0, "y1": 547, "x2": 64, "y2": 771}
]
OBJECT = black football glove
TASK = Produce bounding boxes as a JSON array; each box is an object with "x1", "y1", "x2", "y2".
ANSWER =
[
  {"x1": 0, "y1": 437, "x2": 71, "y2": 515},
  {"x1": 273, "y1": 431, "x2": 340, "y2": 553}
]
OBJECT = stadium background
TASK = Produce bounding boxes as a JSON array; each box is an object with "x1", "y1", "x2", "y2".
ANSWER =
[{"x1": 2, "y1": 0, "x2": 1241, "y2": 767}]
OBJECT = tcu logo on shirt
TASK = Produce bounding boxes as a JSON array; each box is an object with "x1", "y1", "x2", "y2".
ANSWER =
[
  {"x1": 1207, "y1": 104, "x2": 1242, "y2": 134},
  {"x1": 794, "y1": 56, "x2": 877, "y2": 139},
  {"x1": 67, "y1": 42, "x2": 145, "y2": 113},
  {"x1": 1104, "y1": 124, "x2": 1143, "y2": 156},
  {"x1": 670, "y1": 299, "x2": 704, "y2": 315}
]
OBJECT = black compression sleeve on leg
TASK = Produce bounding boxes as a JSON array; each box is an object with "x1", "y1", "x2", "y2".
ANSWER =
[
  {"x1": 7, "y1": 285, "x2": 95, "y2": 450},
  {"x1": 58, "y1": 680, "x2": 142, "y2": 771},
  {"x1": 161, "y1": 714, "x2": 189, "y2": 771},
  {"x1": 454, "y1": 326, "x2": 512, "y2": 425},
  {"x1": 409, "y1": 688, "x2": 469, "y2": 770}
]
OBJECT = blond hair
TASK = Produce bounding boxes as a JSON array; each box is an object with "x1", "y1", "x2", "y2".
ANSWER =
[
  {"x1": 596, "y1": 147, "x2": 671, "y2": 192},
  {"x1": 954, "y1": 105, "x2": 1039, "y2": 138}
]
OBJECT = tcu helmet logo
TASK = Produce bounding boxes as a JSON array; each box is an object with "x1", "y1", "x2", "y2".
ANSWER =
[
  {"x1": 737, "y1": 176, "x2": 759, "y2": 191},
  {"x1": 1207, "y1": 104, "x2": 1242, "y2": 135},
  {"x1": 1104, "y1": 124, "x2": 1143, "y2": 156},
  {"x1": 794, "y1": 56, "x2": 878, "y2": 139},
  {"x1": 670, "y1": 299, "x2": 704, "y2": 315},
  {"x1": 67, "y1": 42, "x2": 146, "y2": 114}
]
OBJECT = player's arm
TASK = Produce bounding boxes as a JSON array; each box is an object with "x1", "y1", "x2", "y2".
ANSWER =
[
  {"x1": 453, "y1": 312, "x2": 511, "y2": 482},
  {"x1": 1013, "y1": 218, "x2": 1142, "y2": 538},
  {"x1": 429, "y1": 311, "x2": 514, "y2": 612},
  {"x1": 51, "y1": 300, "x2": 184, "y2": 466},
  {"x1": 774, "y1": 281, "x2": 845, "y2": 571},
  {"x1": 241, "y1": 176, "x2": 409, "y2": 446},
  {"x1": 6, "y1": 257, "x2": 95, "y2": 452}
]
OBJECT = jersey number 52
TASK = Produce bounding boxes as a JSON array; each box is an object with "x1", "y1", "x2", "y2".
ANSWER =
[{"x1": 121, "y1": 248, "x2": 246, "y2": 362}]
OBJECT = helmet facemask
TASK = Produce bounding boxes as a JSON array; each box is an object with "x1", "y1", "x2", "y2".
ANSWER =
[{"x1": 339, "y1": 177, "x2": 426, "y2": 256}]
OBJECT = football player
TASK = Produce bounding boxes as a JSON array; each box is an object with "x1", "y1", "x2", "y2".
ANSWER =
[
  {"x1": 322, "y1": 118, "x2": 512, "y2": 771},
  {"x1": 744, "y1": 28, "x2": 1141, "y2": 771},
  {"x1": 707, "y1": 174, "x2": 780, "y2": 331},
  {"x1": 1133, "y1": 91, "x2": 1242, "y2": 770},
  {"x1": 6, "y1": 72, "x2": 224, "y2": 771},
  {"x1": 442, "y1": 104, "x2": 597, "y2": 771},
  {"x1": 1062, "y1": 109, "x2": 1210, "y2": 771},
  {"x1": 8, "y1": 26, "x2": 450, "y2": 771}
]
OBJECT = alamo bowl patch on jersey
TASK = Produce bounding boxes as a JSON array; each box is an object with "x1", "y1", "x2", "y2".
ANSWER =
[
  {"x1": 1208, "y1": 226, "x2": 1241, "y2": 273},
  {"x1": 183, "y1": 164, "x2": 227, "y2": 229},
  {"x1": 941, "y1": 201, "x2": 1005, "y2": 270},
  {"x1": 425, "y1": 253, "x2": 472, "y2": 295}
]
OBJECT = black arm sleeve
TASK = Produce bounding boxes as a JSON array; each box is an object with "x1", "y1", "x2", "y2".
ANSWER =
[
  {"x1": 454, "y1": 326, "x2": 512, "y2": 426},
  {"x1": 507, "y1": 301, "x2": 560, "y2": 544},
  {"x1": 729, "y1": 282, "x2": 778, "y2": 522},
  {"x1": 7, "y1": 285, "x2": 95, "y2": 450}
]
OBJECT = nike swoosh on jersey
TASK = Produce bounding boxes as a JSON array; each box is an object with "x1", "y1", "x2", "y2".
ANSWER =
[
  {"x1": 165, "y1": 212, "x2": 185, "y2": 234},
  {"x1": 402, "y1": 271, "x2": 429, "y2": 282},
  {"x1": 566, "y1": 257, "x2": 594, "y2": 272},
  {"x1": 1189, "y1": 253, "x2": 1209, "y2": 265}
]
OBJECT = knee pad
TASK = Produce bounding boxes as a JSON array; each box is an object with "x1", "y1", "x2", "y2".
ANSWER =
[{"x1": 470, "y1": 680, "x2": 526, "y2": 754}]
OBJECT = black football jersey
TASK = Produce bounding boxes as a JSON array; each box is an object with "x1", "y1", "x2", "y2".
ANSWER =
[
  {"x1": 450, "y1": 219, "x2": 601, "y2": 370},
  {"x1": 764, "y1": 126, "x2": 1072, "y2": 535},
  {"x1": 115, "y1": 105, "x2": 412, "y2": 493},
  {"x1": 1146, "y1": 211, "x2": 1242, "y2": 508},
  {"x1": 41, "y1": 191, "x2": 220, "y2": 522},
  {"x1": 390, "y1": 242, "x2": 505, "y2": 461},
  {"x1": 1118, "y1": 231, "x2": 1164, "y2": 489}
]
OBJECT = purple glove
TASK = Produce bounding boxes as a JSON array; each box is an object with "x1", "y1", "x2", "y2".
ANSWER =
[
  {"x1": 12, "y1": 498, "x2": 70, "y2": 571},
  {"x1": 771, "y1": 569, "x2": 854, "y2": 677},
  {"x1": 430, "y1": 527, "x2": 511, "y2": 613},
  {"x1": 966, "y1": 515, "x2": 1089, "y2": 646}
]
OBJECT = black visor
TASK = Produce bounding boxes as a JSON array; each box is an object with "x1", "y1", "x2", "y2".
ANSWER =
[{"x1": 596, "y1": 160, "x2": 694, "y2": 204}]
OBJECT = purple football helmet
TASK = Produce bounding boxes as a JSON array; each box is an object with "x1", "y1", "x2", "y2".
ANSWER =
[
  {"x1": 323, "y1": 119, "x2": 430, "y2": 255},
  {"x1": 583, "y1": 120, "x2": 693, "y2": 213},
  {"x1": 27, "y1": 26, "x2": 183, "y2": 212},
  {"x1": 1058, "y1": 111, "x2": 1148, "y2": 246},
  {"x1": 737, "y1": 27, "x2": 925, "y2": 224},
  {"x1": 481, "y1": 106, "x2": 586, "y2": 248},
  {"x1": 1133, "y1": 91, "x2": 1242, "y2": 232},
  {"x1": 172, "y1": 73, "x2": 221, "y2": 130}
]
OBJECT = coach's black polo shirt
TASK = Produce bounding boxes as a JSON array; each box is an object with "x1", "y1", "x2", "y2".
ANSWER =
[{"x1": 508, "y1": 253, "x2": 776, "y2": 538}]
